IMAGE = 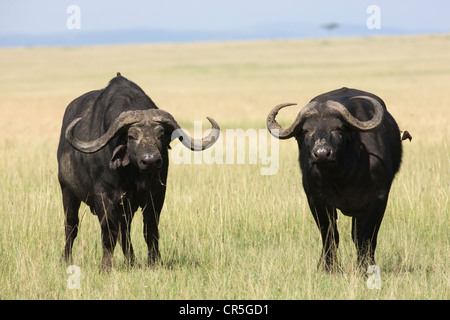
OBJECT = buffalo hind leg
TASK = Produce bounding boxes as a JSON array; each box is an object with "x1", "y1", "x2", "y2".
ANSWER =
[
  {"x1": 62, "y1": 186, "x2": 81, "y2": 264},
  {"x1": 352, "y1": 197, "x2": 387, "y2": 270}
]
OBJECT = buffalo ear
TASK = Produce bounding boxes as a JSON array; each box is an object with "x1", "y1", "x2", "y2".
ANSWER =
[{"x1": 110, "y1": 145, "x2": 130, "y2": 169}]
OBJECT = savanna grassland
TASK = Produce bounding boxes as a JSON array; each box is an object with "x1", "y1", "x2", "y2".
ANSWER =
[{"x1": 0, "y1": 35, "x2": 448, "y2": 299}]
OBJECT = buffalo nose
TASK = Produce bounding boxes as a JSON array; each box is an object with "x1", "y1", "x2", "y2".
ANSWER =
[
  {"x1": 140, "y1": 154, "x2": 162, "y2": 170},
  {"x1": 313, "y1": 146, "x2": 332, "y2": 160}
]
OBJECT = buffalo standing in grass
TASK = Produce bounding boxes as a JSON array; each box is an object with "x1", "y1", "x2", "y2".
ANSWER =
[
  {"x1": 58, "y1": 73, "x2": 220, "y2": 269},
  {"x1": 267, "y1": 87, "x2": 411, "y2": 271}
]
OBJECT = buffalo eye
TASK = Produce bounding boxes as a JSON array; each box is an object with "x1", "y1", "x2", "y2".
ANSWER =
[
  {"x1": 154, "y1": 126, "x2": 166, "y2": 142},
  {"x1": 300, "y1": 129, "x2": 313, "y2": 141},
  {"x1": 128, "y1": 133, "x2": 138, "y2": 142},
  {"x1": 156, "y1": 127, "x2": 164, "y2": 138},
  {"x1": 299, "y1": 129, "x2": 308, "y2": 138},
  {"x1": 331, "y1": 129, "x2": 342, "y2": 136}
]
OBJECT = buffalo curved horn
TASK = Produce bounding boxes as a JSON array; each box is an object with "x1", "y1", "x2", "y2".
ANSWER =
[
  {"x1": 266, "y1": 101, "x2": 319, "y2": 139},
  {"x1": 326, "y1": 96, "x2": 384, "y2": 132},
  {"x1": 128, "y1": 109, "x2": 220, "y2": 151},
  {"x1": 167, "y1": 117, "x2": 220, "y2": 151},
  {"x1": 66, "y1": 109, "x2": 220, "y2": 153},
  {"x1": 65, "y1": 110, "x2": 143, "y2": 153},
  {"x1": 137, "y1": 110, "x2": 220, "y2": 151}
]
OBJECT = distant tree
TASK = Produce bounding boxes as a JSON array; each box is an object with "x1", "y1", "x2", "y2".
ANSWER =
[{"x1": 321, "y1": 22, "x2": 339, "y2": 37}]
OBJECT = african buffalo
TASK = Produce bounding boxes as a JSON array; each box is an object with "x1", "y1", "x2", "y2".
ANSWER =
[
  {"x1": 267, "y1": 87, "x2": 411, "y2": 271},
  {"x1": 58, "y1": 73, "x2": 220, "y2": 269}
]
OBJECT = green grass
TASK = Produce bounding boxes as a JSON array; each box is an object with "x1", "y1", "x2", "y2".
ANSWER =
[{"x1": 0, "y1": 35, "x2": 449, "y2": 299}]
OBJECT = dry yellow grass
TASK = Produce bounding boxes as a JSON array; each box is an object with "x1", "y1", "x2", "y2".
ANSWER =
[{"x1": 0, "y1": 34, "x2": 448, "y2": 299}]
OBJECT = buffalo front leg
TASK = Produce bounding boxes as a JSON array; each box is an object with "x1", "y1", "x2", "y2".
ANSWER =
[
  {"x1": 95, "y1": 196, "x2": 120, "y2": 271},
  {"x1": 143, "y1": 185, "x2": 166, "y2": 266},
  {"x1": 143, "y1": 207, "x2": 161, "y2": 266},
  {"x1": 143, "y1": 162, "x2": 167, "y2": 266},
  {"x1": 309, "y1": 198, "x2": 340, "y2": 272},
  {"x1": 352, "y1": 196, "x2": 387, "y2": 269},
  {"x1": 118, "y1": 208, "x2": 135, "y2": 267},
  {"x1": 61, "y1": 185, "x2": 81, "y2": 263}
]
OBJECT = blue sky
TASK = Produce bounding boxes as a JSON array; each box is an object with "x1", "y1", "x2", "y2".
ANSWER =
[
  {"x1": 0, "y1": 0, "x2": 449, "y2": 46},
  {"x1": 1, "y1": 0, "x2": 449, "y2": 34}
]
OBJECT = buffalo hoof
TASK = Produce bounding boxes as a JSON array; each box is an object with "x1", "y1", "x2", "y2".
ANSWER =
[
  {"x1": 124, "y1": 256, "x2": 136, "y2": 269},
  {"x1": 318, "y1": 258, "x2": 342, "y2": 274},
  {"x1": 61, "y1": 252, "x2": 73, "y2": 265},
  {"x1": 100, "y1": 253, "x2": 114, "y2": 272},
  {"x1": 147, "y1": 251, "x2": 162, "y2": 267}
]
